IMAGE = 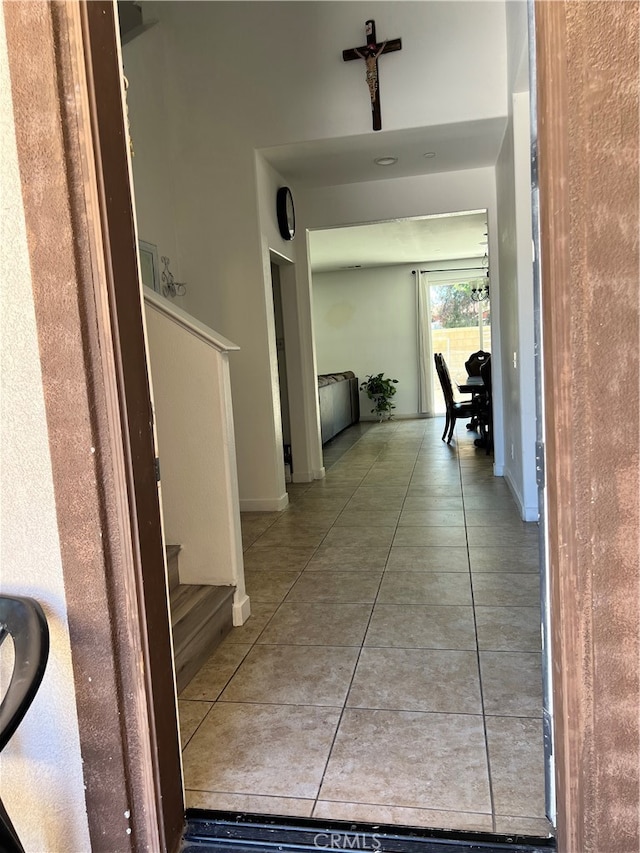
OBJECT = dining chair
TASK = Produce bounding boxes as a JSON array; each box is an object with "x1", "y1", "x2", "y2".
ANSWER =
[
  {"x1": 464, "y1": 350, "x2": 491, "y2": 377},
  {"x1": 434, "y1": 353, "x2": 477, "y2": 444},
  {"x1": 476, "y1": 356, "x2": 493, "y2": 454}
]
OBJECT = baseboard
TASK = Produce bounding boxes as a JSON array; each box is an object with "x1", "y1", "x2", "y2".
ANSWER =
[
  {"x1": 493, "y1": 463, "x2": 504, "y2": 476},
  {"x1": 359, "y1": 412, "x2": 429, "y2": 422},
  {"x1": 232, "y1": 592, "x2": 251, "y2": 626},
  {"x1": 504, "y1": 467, "x2": 539, "y2": 522},
  {"x1": 313, "y1": 467, "x2": 326, "y2": 480},
  {"x1": 291, "y1": 471, "x2": 314, "y2": 483},
  {"x1": 239, "y1": 493, "x2": 289, "y2": 512}
]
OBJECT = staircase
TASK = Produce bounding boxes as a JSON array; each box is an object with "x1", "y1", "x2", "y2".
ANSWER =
[{"x1": 167, "y1": 546, "x2": 235, "y2": 693}]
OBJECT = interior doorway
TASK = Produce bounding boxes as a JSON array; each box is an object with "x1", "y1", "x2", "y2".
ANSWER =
[
  {"x1": 271, "y1": 261, "x2": 293, "y2": 482},
  {"x1": 115, "y1": 0, "x2": 552, "y2": 844}
]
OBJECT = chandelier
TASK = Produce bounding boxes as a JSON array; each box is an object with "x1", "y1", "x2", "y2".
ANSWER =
[{"x1": 471, "y1": 253, "x2": 490, "y2": 302}]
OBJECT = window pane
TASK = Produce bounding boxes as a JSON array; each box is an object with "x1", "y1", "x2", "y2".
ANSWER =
[{"x1": 430, "y1": 280, "x2": 491, "y2": 415}]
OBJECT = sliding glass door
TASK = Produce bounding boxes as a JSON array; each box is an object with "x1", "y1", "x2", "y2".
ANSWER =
[{"x1": 430, "y1": 278, "x2": 491, "y2": 414}]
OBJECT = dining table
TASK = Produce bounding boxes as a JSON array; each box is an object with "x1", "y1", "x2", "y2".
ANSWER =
[{"x1": 458, "y1": 375, "x2": 485, "y2": 395}]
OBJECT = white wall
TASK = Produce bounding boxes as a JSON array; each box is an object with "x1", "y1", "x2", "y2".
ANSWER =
[
  {"x1": 300, "y1": 167, "x2": 505, "y2": 472},
  {"x1": 125, "y1": 1, "x2": 509, "y2": 503},
  {"x1": 123, "y1": 22, "x2": 186, "y2": 307},
  {"x1": 313, "y1": 265, "x2": 418, "y2": 417},
  {"x1": 0, "y1": 15, "x2": 90, "y2": 850},
  {"x1": 144, "y1": 296, "x2": 249, "y2": 623},
  {"x1": 496, "y1": 93, "x2": 537, "y2": 519}
]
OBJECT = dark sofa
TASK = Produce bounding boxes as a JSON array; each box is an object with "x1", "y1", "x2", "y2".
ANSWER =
[{"x1": 318, "y1": 371, "x2": 360, "y2": 444}]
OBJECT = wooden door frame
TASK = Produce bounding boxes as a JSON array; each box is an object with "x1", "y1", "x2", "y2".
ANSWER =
[
  {"x1": 4, "y1": 1, "x2": 638, "y2": 851},
  {"x1": 535, "y1": 2, "x2": 639, "y2": 852},
  {"x1": 4, "y1": 1, "x2": 183, "y2": 850}
]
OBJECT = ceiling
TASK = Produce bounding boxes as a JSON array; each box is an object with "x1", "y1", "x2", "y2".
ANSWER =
[
  {"x1": 263, "y1": 117, "x2": 501, "y2": 275},
  {"x1": 308, "y1": 210, "x2": 488, "y2": 273},
  {"x1": 262, "y1": 117, "x2": 506, "y2": 189}
]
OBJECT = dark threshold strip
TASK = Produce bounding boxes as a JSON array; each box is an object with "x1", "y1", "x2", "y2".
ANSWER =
[{"x1": 183, "y1": 809, "x2": 556, "y2": 853}]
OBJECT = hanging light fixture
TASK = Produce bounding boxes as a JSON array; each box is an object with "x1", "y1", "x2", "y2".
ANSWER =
[{"x1": 471, "y1": 253, "x2": 490, "y2": 302}]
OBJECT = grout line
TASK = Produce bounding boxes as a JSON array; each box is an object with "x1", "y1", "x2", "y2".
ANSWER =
[
  {"x1": 312, "y1": 422, "x2": 399, "y2": 814},
  {"x1": 458, "y1": 423, "x2": 498, "y2": 833}
]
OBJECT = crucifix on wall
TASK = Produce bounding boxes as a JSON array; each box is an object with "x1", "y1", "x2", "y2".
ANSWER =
[{"x1": 342, "y1": 20, "x2": 402, "y2": 131}]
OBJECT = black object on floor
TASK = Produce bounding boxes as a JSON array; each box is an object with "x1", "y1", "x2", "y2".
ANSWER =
[
  {"x1": 0, "y1": 595, "x2": 50, "y2": 853},
  {"x1": 183, "y1": 810, "x2": 556, "y2": 853}
]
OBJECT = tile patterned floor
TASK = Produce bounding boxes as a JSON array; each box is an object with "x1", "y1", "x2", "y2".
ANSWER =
[{"x1": 178, "y1": 418, "x2": 552, "y2": 837}]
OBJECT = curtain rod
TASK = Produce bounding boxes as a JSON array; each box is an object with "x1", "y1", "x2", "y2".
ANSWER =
[{"x1": 412, "y1": 267, "x2": 485, "y2": 274}]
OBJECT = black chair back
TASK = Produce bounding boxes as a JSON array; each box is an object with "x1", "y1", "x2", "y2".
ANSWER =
[
  {"x1": 465, "y1": 350, "x2": 491, "y2": 377},
  {"x1": 434, "y1": 353, "x2": 455, "y2": 406}
]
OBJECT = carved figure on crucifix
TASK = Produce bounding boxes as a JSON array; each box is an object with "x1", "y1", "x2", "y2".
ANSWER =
[
  {"x1": 343, "y1": 20, "x2": 402, "y2": 132},
  {"x1": 354, "y1": 41, "x2": 388, "y2": 105}
]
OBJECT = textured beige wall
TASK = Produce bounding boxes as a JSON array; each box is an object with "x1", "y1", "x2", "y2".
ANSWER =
[
  {"x1": 536, "y1": 2, "x2": 640, "y2": 850},
  {"x1": 0, "y1": 7, "x2": 90, "y2": 851}
]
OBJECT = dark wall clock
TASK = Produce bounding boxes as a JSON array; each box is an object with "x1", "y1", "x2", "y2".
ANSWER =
[{"x1": 276, "y1": 187, "x2": 295, "y2": 241}]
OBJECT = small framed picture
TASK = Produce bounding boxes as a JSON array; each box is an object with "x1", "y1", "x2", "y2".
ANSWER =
[{"x1": 138, "y1": 240, "x2": 160, "y2": 293}]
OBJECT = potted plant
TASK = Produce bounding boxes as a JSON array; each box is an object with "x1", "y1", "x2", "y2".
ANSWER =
[{"x1": 360, "y1": 373, "x2": 399, "y2": 421}]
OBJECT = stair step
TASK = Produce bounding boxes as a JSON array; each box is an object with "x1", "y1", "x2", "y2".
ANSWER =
[
  {"x1": 170, "y1": 583, "x2": 235, "y2": 693},
  {"x1": 166, "y1": 544, "x2": 181, "y2": 592}
]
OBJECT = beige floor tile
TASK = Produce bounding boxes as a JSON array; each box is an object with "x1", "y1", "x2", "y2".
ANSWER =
[
  {"x1": 180, "y1": 642, "x2": 253, "y2": 700},
  {"x1": 306, "y1": 544, "x2": 390, "y2": 572},
  {"x1": 334, "y1": 510, "x2": 401, "y2": 527},
  {"x1": 242, "y1": 546, "x2": 316, "y2": 572},
  {"x1": 480, "y1": 651, "x2": 543, "y2": 717},
  {"x1": 393, "y1": 526, "x2": 467, "y2": 547},
  {"x1": 468, "y1": 546, "x2": 540, "y2": 573},
  {"x1": 287, "y1": 497, "x2": 351, "y2": 514},
  {"x1": 322, "y1": 526, "x2": 396, "y2": 548},
  {"x1": 257, "y1": 602, "x2": 373, "y2": 646},
  {"x1": 220, "y1": 644, "x2": 359, "y2": 706},
  {"x1": 244, "y1": 569, "x2": 301, "y2": 603},
  {"x1": 398, "y1": 510, "x2": 466, "y2": 527},
  {"x1": 466, "y1": 527, "x2": 538, "y2": 548},
  {"x1": 186, "y1": 790, "x2": 314, "y2": 817},
  {"x1": 386, "y1": 546, "x2": 469, "y2": 572},
  {"x1": 365, "y1": 604, "x2": 476, "y2": 650},
  {"x1": 402, "y1": 496, "x2": 464, "y2": 511},
  {"x1": 240, "y1": 514, "x2": 279, "y2": 547},
  {"x1": 224, "y1": 602, "x2": 278, "y2": 644},
  {"x1": 273, "y1": 511, "x2": 340, "y2": 530},
  {"x1": 462, "y1": 483, "x2": 513, "y2": 496},
  {"x1": 319, "y1": 709, "x2": 491, "y2": 814},
  {"x1": 287, "y1": 571, "x2": 382, "y2": 603},
  {"x1": 475, "y1": 606, "x2": 541, "y2": 652},
  {"x1": 361, "y1": 473, "x2": 412, "y2": 487},
  {"x1": 353, "y1": 485, "x2": 409, "y2": 498},
  {"x1": 178, "y1": 699, "x2": 212, "y2": 747},
  {"x1": 465, "y1": 510, "x2": 525, "y2": 528},
  {"x1": 312, "y1": 800, "x2": 492, "y2": 832},
  {"x1": 347, "y1": 647, "x2": 482, "y2": 714},
  {"x1": 486, "y1": 716, "x2": 546, "y2": 818},
  {"x1": 183, "y1": 703, "x2": 340, "y2": 799},
  {"x1": 377, "y1": 572, "x2": 472, "y2": 605},
  {"x1": 472, "y1": 573, "x2": 541, "y2": 607},
  {"x1": 494, "y1": 815, "x2": 554, "y2": 837},
  {"x1": 410, "y1": 475, "x2": 465, "y2": 490},
  {"x1": 251, "y1": 526, "x2": 329, "y2": 549},
  {"x1": 463, "y1": 496, "x2": 521, "y2": 511},
  {"x1": 241, "y1": 511, "x2": 281, "y2": 526},
  {"x1": 408, "y1": 485, "x2": 463, "y2": 497},
  {"x1": 345, "y1": 494, "x2": 406, "y2": 512}
]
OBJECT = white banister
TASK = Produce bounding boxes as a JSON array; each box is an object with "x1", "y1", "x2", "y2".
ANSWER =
[
  {"x1": 143, "y1": 286, "x2": 240, "y2": 353},
  {"x1": 143, "y1": 288, "x2": 249, "y2": 625}
]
